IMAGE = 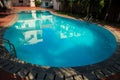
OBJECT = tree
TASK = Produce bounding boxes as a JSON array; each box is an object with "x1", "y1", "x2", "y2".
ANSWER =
[
  {"x1": 56, "y1": 0, "x2": 119, "y2": 23},
  {"x1": 0, "y1": 0, "x2": 12, "y2": 10},
  {"x1": 68, "y1": 0, "x2": 74, "y2": 14},
  {"x1": 104, "y1": 0, "x2": 112, "y2": 20},
  {"x1": 0, "y1": 0, "x2": 7, "y2": 9},
  {"x1": 0, "y1": 0, "x2": 3, "y2": 8},
  {"x1": 60, "y1": 0, "x2": 69, "y2": 12},
  {"x1": 35, "y1": 0, "x2": 41, "y2": 7}
]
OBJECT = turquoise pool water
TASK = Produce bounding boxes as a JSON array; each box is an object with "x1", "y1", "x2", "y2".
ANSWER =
[{"x1": 4, "y1": 10, "x2": 117, "y2": 67}]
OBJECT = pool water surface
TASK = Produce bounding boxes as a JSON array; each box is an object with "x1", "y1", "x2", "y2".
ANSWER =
[{"x1": 4, "y1": 10, "x2": 117, "y2": 67}]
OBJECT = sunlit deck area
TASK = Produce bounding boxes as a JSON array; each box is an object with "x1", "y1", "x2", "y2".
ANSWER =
[{"x1": 0, "y1": 7, "x2": 120, "y2": 80}]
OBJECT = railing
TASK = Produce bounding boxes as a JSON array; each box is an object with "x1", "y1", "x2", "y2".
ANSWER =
[{"x1": 0, "y1": 38, "x2": 16, "y2": 57}]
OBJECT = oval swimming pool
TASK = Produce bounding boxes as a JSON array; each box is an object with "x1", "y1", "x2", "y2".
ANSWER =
[{"x1": 4, "y1": 10, "x2": 117, "y2": 67}]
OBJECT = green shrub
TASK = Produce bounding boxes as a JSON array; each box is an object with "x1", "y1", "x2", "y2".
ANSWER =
[{"x1": 35, "y1": 0, "x2": 41, "y2": 7}]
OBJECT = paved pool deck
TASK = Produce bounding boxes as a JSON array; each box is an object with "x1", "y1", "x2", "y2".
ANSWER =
[{"x1": 0, "y1": 7, "x2": 120, "y2": 80}]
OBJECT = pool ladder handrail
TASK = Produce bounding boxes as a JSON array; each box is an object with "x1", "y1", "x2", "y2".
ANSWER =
[{"x1": 0, "y1": 38, "x2": 16, "y2": 57}]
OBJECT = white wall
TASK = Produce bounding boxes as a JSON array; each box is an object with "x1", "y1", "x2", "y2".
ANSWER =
[
  {"x1": 53, "y1": 0, "x2": 60, "y2": 10},
  {"x1": 30, "y1": 0, "x2": 35, "y2": 7}
]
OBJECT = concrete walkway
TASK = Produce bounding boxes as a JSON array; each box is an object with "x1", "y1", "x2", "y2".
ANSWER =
[{"x1": 0, "y1": 7, "x2": 120, "y2": 80}]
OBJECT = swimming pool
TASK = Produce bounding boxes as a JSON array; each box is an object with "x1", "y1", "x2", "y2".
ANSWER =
[{"x1": 4, "y1": 10, "x2": 117, "y2": 67}]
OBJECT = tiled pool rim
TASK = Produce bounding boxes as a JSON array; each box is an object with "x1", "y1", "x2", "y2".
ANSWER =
[{"x1": 0, "y1": 10, "x2": 120, "y2": 80}]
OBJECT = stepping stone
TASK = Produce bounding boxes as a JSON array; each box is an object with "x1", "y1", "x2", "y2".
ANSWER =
[
  {"x1": 116, "y1": 61, "x2": 120, "y2": 65},
  {"x1": 0, "y1": 59, "x2": 7, "y2": 64},
  {"x1": 73, "y1": 74, "x2": 83, "y2": 80},
  {"x1": 28, "y1": 69, "x2": 38, "y2": 80},
  {"x1": 17, "y1": 68, "x2": 29, "y2": 78},
  {"x1": 55, "y1": 75, "x2": 64, "y2": 80},
  {"x1": 0, "y1": 60, "x2": 9, "y2": 68},
  {"x1": 2, "y1": 63, "x2": 14, "y2": 71},
  {"x1": 107, "y1": 66, "x2": 118, "y2": 74},
  {"x1": 94, "y1": 70, "x2": 105, "y2": 79},
  {"x1": 53, "y1": 69, "x2": 65, "y2": 80},
  {"x1": 9, "y1": 65, "x2": 21, "y2": 73},
  {"x1": 63, "y1": 71, "x2": 75, "y2": 80},
  {"x1": 101, "y1": 68, "x2": 112, "y2": 77},
  {"x1": 45, "y1": 73, "x2": 55, "y2": 80},
  {"x1": 65, "y1": 75, "x2": 74, "y2": 80},
  {"x1": 36, "y1": 72, "x2": 46, "y2": 80},
  {"x1": 32, "y1": 67, "x2": 44, "y2": 72},
  {"x1": 82, "y1": 72, "x2": 98, "y2": 80},
  {"x1": 113, "y1": 64, "x2": 120, "y2": 71}
]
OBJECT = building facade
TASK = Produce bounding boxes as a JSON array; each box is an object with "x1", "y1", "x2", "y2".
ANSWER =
[
  {"x1": 41, "y1": 0, "x2": 53, "y2": 8},
  {"x1": 12, "y1": 0, "x2": 35, "y2": 7},
  {"x1": 11, "y1": 0, "x2": 59, "y2": 10},
  {"x1": 53, "y1": 0, "x2": 60, "y2": 10}
]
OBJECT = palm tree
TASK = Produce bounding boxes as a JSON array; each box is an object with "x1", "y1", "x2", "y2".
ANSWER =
[
  {"x1": 0, "y1": 0, "x2": 3, "y2": 8},
  {"x1": 0, "y1": 0, "x2": 7, "y2": 9},
  {"x1": 68, "y1": 0, "x2": 74, "y2": 14},
  {"x1": 104, "y1": 0, "x2": 112, "y2": 20}
]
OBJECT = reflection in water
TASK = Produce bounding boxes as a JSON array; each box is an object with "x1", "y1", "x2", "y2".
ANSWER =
[
  {"x1": 15, "y1": 11, "x2": 54, "y2": 44},
  {"x1": 14, "y1": 10, "x2": 94, "y2": 46},
  {"x1": 31, "y1": 10, "x2": 36, "y2": 19},
  {"x1": 4, "y1": 10, "x2": 117, "y2": 67},
  {"x1": 24, "y1": 30, "x2": 43, "y2": 45}
]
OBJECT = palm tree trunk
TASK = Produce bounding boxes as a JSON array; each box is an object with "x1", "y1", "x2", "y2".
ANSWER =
[
  {"x1": 117, "y1": 12, "x2": 120, "y2": 22},
  {"x1": 0, "y1": 0, "x2": 3, "y2": 7},
  {"x1": 104, "y1": 0, "x2": 112, "y2": 20},
  {"x1": 0, "y1": 0, "x2": 7, "y2": 9},
  {"x1": 69, "y1": 0, "x2": 74, "y2": 14}
]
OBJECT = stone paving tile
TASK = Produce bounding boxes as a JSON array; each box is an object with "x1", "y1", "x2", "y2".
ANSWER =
[
  {"x1": 108, "y1": 66, "x2": 119, "y2": 73},
  {"x1": 65, "y1": 76, "x2": 74, "y2": 80},
  {"x1": 28, "y1": 71, "x2": 36, "y2": 80},
  {"x1": 73, "y1": 74, "x2": 83, "y2": 80},
  {"x1": 45, "y1": 73, "x2": 55, "y2": 80},
  {"x1": 2, "y1": 63, "x2": 14, "y2": 71},
  {"x1": 94, "y1": 70, "x2": 106, "y2": 79},
  {"x1": 9, "y1": 65, "x2": 21, "y2": 74},
  {"x1": 0, "y1": 60, "x2": 9, "y2": 68},
  {"x1": 101, "y1": 68, "x2": 113, "y2": 77},
  {"x1": 82, "y1": 71, "x2": 98, "y2": 80},
  {"x1": 36, "y1": 72, "x2": 46, "y2": 80},
  {"x1": 17, "y1": 68, "x2": 29, "y2": 78}
]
